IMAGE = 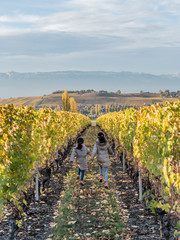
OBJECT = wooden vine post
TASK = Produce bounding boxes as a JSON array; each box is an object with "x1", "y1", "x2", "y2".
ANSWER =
[
  {"x1": 138, "y1": 164, "x2": 143, "y2": 201},
  {"x1": 123, "y1": 148, "x2": 126, "y2": 171},
  {"x1": 35, "y1": 160, "x2": 39, "y2": 201},
  {"x1": 114, "y1": 139, "x2": 117, "y2": 158}
]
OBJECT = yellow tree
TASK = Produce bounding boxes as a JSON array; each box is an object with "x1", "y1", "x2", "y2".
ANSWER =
[
  {"x1": 70, "y1": 97, "x2": 78, "y2": 112},
  {"x1": 105, "y1": 104, "x2": 108, "y2": 113},
  {"x1": 62, "y1": 90, "x2": 70, "y2": 111},
  {"x1": 95, "y1": 104, "x2": 101, "y2": 115},
  {"x1": 95, "y1": 104, "x2": 98, "y2": 115},
  {"x1": 98, "y1": 104, "x2": 101, "y2": 115}
]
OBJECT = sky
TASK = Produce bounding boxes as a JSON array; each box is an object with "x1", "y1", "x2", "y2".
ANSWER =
[{"x1": 0, "y1": 0, "x2": 180, "y2": 74}]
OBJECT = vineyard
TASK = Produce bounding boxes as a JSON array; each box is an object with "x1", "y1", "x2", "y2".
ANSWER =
[
  {"x1": 0, "y1": 102, "x2": 179, "y2": 239},
  {"x1": 97, "y1": 100, "x2": 180, "y2": 238}
]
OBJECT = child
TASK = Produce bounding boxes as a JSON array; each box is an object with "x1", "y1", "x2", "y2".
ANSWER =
[
  {"x1": 97, "y1": 132, "x2": 104, "y2": 142},
  {"x1": 91, "y1": 133, "x2": 113, "y2": 189},
  {"x1": 70, "y1": 137, "x2": 90, "y2": 186}
]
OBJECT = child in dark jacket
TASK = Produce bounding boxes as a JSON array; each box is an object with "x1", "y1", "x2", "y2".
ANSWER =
[{"x1": 70, "y1": 137, "x2": 90, "y2": 186}]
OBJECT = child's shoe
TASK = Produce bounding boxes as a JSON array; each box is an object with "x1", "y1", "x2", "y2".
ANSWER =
[
  {"x1": 99, "y1": 176, "x2": 103, "y2": 182},
  {"x1": 105, "y1": 182, "x2": 109, "y2": 189},
  {"x1": 80, "y1": 180, "x2": 84, "y2": 186},
  {"x1": 77, "y1": 175, "x2": 80, "y2": 179}
]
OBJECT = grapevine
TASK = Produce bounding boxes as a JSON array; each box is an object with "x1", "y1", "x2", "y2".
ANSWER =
[
  {"x1": 97, "y1": 101, "x2": 180, "y2": 219},
  {"x1": 0, "y1": 104, "x2": 91, "y2": 217}
]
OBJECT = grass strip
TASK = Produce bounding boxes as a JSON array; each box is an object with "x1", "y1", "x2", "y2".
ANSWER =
[{"x1": 52, "y1": 162, "x2": 126, "y2": 240}]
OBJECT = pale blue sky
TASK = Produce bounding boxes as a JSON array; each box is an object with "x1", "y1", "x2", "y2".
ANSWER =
[{"x1": 0, "y1": 0, "x2": 180, "y2": 74}]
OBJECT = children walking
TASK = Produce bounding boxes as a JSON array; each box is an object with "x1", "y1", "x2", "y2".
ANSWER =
[
  {"x1": 70, "y1": 137, "x2": 90, "y2": 186},
  {"x1": 91, "y1": 133, "x2": 113, "y2": 189}
]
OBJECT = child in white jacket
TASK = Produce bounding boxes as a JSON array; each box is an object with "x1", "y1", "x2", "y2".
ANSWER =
[
  {"x1": 91, "y1": 133, "x2": 113, "y2": 189},
  {"x1": 70, "y1": 137, "x2": 90, "y2": 186}
]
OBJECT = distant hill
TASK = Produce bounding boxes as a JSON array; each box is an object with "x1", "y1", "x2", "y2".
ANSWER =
[
  {"x1": 0, "y1": 71, "x2": 180, "y2": 99},
  {"x1": 0, "y1": 91, "x2": 177, "y2": 109}
]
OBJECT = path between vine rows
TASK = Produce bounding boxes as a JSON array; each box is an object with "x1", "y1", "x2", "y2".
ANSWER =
[{"x1": 0, "y1": 126, "x2": 165, "y2": 240}]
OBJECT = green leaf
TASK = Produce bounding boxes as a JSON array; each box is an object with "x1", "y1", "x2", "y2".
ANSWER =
[{"x1": 177, "y1": 220, "x2": 180, "y2": 228}]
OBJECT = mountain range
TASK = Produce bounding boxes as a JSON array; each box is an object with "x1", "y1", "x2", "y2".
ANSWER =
[{"x1": 0, "y1": 71, "x2": 179, "y2": 99}]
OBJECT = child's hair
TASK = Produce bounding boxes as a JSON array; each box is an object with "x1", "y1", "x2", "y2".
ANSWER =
[
  {"x1": 98, "y1": 132, "x2": 104, "y2": 138},
  {"x1": 99, "y1": 136, "x2": 106, "y2": 143},
  {"x1": 76, "y1": 137, "x2": 84, "y2": 150}
]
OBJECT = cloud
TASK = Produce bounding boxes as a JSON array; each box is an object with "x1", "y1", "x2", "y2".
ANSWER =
[
  {"x1": 0, "y1": 0, "x2": 180, "y2": 73},
  {"x1": 0, "y1": 14, "x2": 40, "y2": 23},
  {"x1": 0, "y1": 0, "x2": 180, "y2": 49}
]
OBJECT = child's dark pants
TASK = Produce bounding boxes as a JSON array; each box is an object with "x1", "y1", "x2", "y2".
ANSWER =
[{"x1": 78, "y1": 168, "x2": 85, "y2": 181}]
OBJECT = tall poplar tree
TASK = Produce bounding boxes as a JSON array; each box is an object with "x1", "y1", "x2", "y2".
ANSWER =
[
  {"x1": 70, "y1": 97, "x2": 78, "y2": 112},
  {"x1": 98, "y1": 104, "x2": 101, "y2": 115},
  {"x1": 62, "y1": 90, "x2": 70, "y2": 111},
  {"x1": 95, "y1": 104, "x2": 98, "y2": 115},
  {"x1": 105, "y1": 104, "x2": 108, "y2": 113},
  {"x1": 95, "y1": 104, "x2": 101, "y2": 115}
]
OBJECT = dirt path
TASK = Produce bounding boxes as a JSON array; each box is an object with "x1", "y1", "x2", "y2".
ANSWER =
[
  {"x1": 52, "y1": 126, "x2": 165, "y2": 240},
  {"x1": 52, "y1": 126, "x2": 127, "y2": 240}
]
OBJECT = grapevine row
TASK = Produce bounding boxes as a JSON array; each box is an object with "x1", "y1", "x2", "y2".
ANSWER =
[
  {"x1": 0, "y1": 104, "x2": 91, "y2": 217},
  {"x1": 97, "y1": 100, "x2": 180, "y2": 218}
]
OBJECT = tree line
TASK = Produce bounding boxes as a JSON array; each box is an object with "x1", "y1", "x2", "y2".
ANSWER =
[
  {"x1": 78, "y1": 103, "x2": 139, "y2": 117},
  {"x1": 52, "y1": 89, "x2": 122, "y2": 95},
  {"x1": 159, "y1": 89, "x2": 180, "y2": 98}
]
